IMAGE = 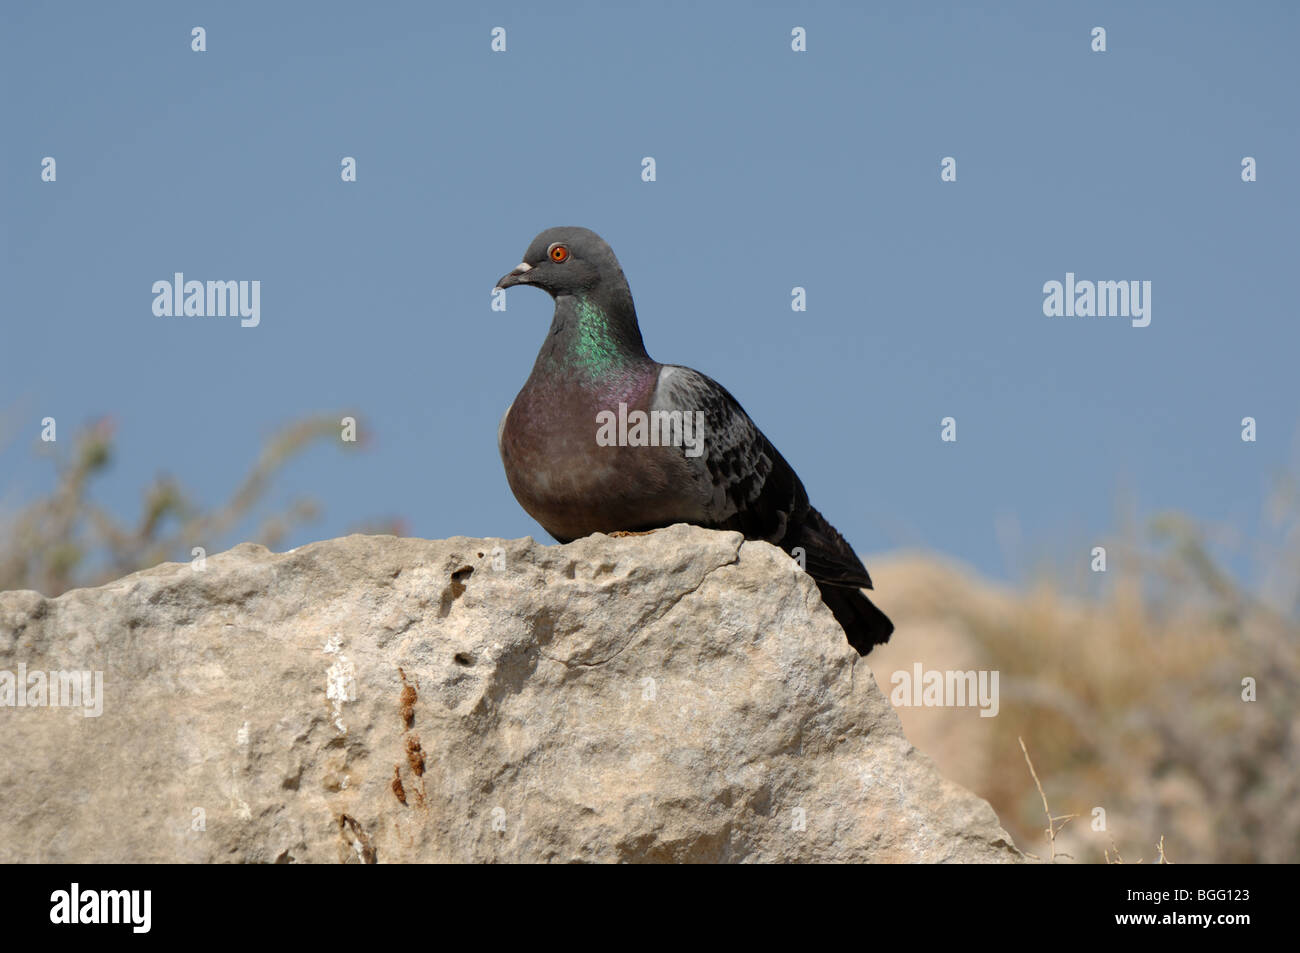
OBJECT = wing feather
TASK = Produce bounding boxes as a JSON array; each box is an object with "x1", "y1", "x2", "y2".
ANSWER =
[{"x1": 650, "y1": 365, "x2": 805, "y2": 543}]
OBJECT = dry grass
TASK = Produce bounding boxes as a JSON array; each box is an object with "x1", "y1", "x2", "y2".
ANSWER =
[
  {"x1": 868, "y1": 485, "x2": 1300, "y2": 863},
  {"x1": 1017, "y1": 736, "x2": 1078, "y2": 862},
  {"x1": 0, "y1": 414, "x2": 393, "y2": 595}
]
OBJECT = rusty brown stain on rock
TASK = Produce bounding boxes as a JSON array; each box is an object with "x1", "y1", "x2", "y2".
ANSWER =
[
  {"x1": 398, "y1": 667, "x2": 417, "y2": 728},
  {"x1": 405, "y1": 735, "x2": 425, "y2": 777}
]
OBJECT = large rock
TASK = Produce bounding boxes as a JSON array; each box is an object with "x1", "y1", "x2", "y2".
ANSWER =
[{"x1": 0, "y1": 525, "x2": 1020, "y2": 863}]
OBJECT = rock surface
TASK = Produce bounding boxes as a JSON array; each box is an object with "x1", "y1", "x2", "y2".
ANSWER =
[{"x1": 0, "y1": 525, "x2": 1020, "y2": 863}]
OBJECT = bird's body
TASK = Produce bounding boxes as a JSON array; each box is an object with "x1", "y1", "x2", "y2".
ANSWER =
[{"x1": 496, "y1": 227, "x2": 893, "y2": 654}]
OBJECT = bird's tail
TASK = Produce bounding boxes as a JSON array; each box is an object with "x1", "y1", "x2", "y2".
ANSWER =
[
  {"x1": 815, "y1": 581, "x2": 894, "y2": 655},
  {"x1": 788, "y1": 505, "x2": 894, "y2": 655}
]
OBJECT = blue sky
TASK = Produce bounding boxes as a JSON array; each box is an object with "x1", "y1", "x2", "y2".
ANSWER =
[{"x1": 2, "y1": 0, "x2": 1296, "y2": 587}]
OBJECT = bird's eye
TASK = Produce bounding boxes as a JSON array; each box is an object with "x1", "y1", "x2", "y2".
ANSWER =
[{"x1": 549, "y1": 244, "x2": 569, "y2": 263}]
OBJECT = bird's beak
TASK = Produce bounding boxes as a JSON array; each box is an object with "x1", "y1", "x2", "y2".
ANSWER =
[{"x1": 494, "y1": 262, "x2": 533, "y2": 290}]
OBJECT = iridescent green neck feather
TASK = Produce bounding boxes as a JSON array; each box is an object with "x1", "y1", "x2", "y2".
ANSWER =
[
  {"x1": 538, "y1": 294, "x2": 649, "y2": 385},
  {"x1": 572, "y1": 297, "x2": 623, "y2": 377}
]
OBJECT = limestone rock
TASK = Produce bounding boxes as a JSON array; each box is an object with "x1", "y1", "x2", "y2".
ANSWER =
[{"x1": 0, "y1": 525, "x2": 1020, "y2": 863}]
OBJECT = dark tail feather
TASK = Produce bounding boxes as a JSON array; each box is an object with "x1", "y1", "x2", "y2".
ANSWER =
[{"x1": 816, "y1": 582, "x2": 893, "y2": 655}]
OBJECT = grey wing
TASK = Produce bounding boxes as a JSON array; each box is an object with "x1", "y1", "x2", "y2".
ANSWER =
[{"x1": 650, "y1": 364, "x2": 808, "y2": 543}]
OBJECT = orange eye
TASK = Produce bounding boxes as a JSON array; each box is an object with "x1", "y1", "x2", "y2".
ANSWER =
[{"x1": 549, "y1": 244, "x2": 569, "y2": 263}]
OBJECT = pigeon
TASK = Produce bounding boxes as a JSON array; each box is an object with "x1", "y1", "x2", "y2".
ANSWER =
[{"x1": 494, "y1": 226, "x2": 893, "y2": 654}]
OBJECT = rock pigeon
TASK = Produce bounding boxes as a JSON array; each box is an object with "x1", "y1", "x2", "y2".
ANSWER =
[{"x1": 495, "y1": 226, "x2": 893, "y2": 654}]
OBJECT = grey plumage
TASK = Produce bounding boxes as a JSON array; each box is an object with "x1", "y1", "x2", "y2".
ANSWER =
[{"x1": 495, "y1": 226, "x2": 893, "y2": 654}]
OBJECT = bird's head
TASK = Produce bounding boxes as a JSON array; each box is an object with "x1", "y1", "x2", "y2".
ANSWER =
[{"x1": 494, "y1": 226, "x2": 624, "y2": 299}]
